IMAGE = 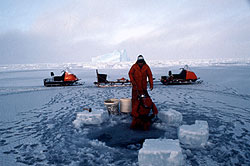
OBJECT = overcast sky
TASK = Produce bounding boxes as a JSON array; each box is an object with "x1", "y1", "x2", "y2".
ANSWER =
[{"x1": 0, "y1": 0, "x2": 250, "y2": 64}]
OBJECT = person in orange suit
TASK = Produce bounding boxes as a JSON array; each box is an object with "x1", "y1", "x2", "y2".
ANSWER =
[{"x1": 128, "y1": 55, "x2": 158, "y2": 130}]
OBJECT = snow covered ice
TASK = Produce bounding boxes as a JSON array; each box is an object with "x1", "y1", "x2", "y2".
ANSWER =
[
  {"x1": 138, "y1": 139, "x2": 184, "y2": 166},
  {"x1": 158, "y1": 108, "x2": 183, "y2": 127},
  {"x1": 1, "y1": 63, "x2": 250, "y2": 165},
  {"x1": 178, "y1": 120, "x2": 209, "y2": 148},
  {"x1": 73, "y1": 109, "x2": 108, "y2": 128}
]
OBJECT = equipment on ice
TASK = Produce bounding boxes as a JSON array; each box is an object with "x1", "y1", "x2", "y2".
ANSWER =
[
  {"x1": 94, "y1": 69, "x2": 131, "y2": 87},
  {"x1": 83, "y1": 108, "x2": 92, "y2": 112},
  {"x1": 120, "y1": 98, "x2": 132, "y2": 114},
  {"x1": 160, "y1": 65, "x2": 202, "y2": 85},
  {"x1": 104, "y1": 98, "x2": 120, "y2": 115},
  {"x1": 43, "y1": 68, "x2": 80, "y2": 87}
]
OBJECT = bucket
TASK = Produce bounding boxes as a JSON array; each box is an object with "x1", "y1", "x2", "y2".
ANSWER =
[
  {"x1": 104, "y1": 98, "x2": 119, "y2": 115},
  {"x1": 120, "y1": 98, "x2": 132, "y2": 113}
]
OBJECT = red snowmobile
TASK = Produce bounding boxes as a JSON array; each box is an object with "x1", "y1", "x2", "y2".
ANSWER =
[
  {"x1": 43, "y1": 68, "x2": 80, "y2": 87},
  {"x1": 161, "y1": 65, "x2": 201, "y2": 85}
]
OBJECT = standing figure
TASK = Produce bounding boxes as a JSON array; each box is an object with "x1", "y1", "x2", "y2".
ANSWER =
[{"x1": 128, "y1": 55, "x2": 158, "y2": 130}]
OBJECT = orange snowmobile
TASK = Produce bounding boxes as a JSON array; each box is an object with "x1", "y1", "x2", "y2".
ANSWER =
[
  {"x1": 44, "y1": 68, "x2": 80, "y2": 87},
  {"x1": 161, "y1": 65, "x2": 201, "y2": 85}
]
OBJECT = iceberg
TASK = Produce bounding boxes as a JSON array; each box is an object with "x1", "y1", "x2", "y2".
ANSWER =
[
  {"x1": 138, "y1": 139, "x2": 184, "y2": 166},
  {"x1": 91, "y1": 49, "x2": 130, "y2": 63}
]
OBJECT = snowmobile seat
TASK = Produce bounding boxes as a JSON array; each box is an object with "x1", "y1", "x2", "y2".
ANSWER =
[
  {"x1": 173, "y1": 69, "x2": 186, "y2": 79},
  {"x1": 54, "y1": 76, "x2": 63, "y2": 81},
  {"x1": 53, "y1": 72, "x2": 65, "y2": 81}
]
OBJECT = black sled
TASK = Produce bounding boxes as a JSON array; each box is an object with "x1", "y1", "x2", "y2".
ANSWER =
[{"x1": 94, "y1": 69, "x2": 131, "y2": 87}]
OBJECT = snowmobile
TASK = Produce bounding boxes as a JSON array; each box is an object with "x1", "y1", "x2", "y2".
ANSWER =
[
  {"x1": 43, "y1": 68, "x2": 80, "y2": 87},
  {"x1": 160, "y1": 65, "x2": 201, "y2": 85},
  {"x1": 94, "y1": 69, "x2": 131, "y2": 87}
]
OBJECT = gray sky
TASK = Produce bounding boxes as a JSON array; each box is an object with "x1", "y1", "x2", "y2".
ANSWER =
[{"x1": 0, "y1": 0, "x2": 250, "y2": 64}]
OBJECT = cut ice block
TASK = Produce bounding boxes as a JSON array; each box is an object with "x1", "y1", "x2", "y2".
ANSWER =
[
  {"x1": 178, "y1": 120, "x2": 209, "y2": 148},
  {"x1": 158, "y1": 108, "x2": 183, "y2": 127},
  {"x1": 73, "y1": 109, "x2": 108, "y2": 128},
  {"x1": 138, "y1": 139, "x2": 184, "y2": 166}
]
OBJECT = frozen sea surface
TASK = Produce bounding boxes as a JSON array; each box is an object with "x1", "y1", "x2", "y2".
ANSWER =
[{"x1": 0, "y1": 66, "x2": 250, "y2": 165}]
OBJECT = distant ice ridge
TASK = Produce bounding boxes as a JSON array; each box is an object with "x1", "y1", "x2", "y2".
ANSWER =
[
  {"x1": 91, "y1": 49, "x2": 130, "y2": 63},
  {"x1": 147, "y1": 58, "x2": 250, "y2": 68},
  {"x1": 1, "y1": 58, "x2": 250, "y2": 72}
]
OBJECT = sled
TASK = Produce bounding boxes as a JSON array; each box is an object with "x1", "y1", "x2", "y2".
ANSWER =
[
  {"x1": 44, "y1": 68, "x2": 81, "y2": 87},
  {"x1": 160, "y1": 65, "x2": 202, "y2": 85},
  {"x1": 94, "y1": 69, "x2": 131, "y2": 87}
]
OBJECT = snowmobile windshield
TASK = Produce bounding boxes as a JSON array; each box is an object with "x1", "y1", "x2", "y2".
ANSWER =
[
  {"x1": 183, "y1": 65, "x2": 191, "y2": 71},
  {"x1": 62, "y1": 68, "x2": 74, "y2": 74}
]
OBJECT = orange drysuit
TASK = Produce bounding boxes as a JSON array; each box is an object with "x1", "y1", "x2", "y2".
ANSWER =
[
  {"x1": 129, "y1": 63, "x2": 153, "y2": 104},
  {"x1": 129, "y1": 63, "x2": 153, "y2": 91},
  {"x1": 130, "y1": 95, "x2": 158, "y2": 130},
  {"x1": 129, "y1": 63, "x2": 157, "y2": 130}
]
